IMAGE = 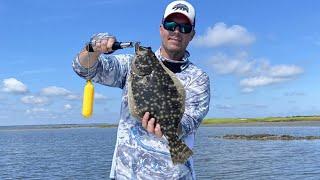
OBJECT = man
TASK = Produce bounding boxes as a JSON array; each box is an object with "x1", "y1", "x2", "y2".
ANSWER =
[{"x1": 73, "y1": 1, "x2": 210, "y2": 179}]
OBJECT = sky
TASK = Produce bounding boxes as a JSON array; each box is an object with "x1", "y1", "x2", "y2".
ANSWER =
[{"x1": 0, "y1": 0, "x2": 319, "y2": 126}]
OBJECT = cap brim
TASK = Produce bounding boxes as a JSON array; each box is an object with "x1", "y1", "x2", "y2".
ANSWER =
[{"x1": 164, "y1": 12, "x2": 193, "y2": 25}]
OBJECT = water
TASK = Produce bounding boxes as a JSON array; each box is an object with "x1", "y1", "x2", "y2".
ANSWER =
[
  {"x1": 0, "y1": 128, "x2": 116, "y2": 179},
  {"x1": 194, "y1": 126, "x2": 320, "y2": 180},
  {"x1": 1, "y1": 126, "x2": 320, "y2": 179}
]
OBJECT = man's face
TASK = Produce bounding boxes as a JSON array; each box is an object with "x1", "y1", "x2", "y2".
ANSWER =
[{"x1": 160, "y1": 13, "x2": 195, "y2": 53}]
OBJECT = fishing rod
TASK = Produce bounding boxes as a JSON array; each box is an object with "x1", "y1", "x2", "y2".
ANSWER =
[
  {"x1": 85, "y1": 41, "x2": 136, "y2": 52},
  {"x1": 82, "y1": 41, "x2": 138, "y2": 118}
]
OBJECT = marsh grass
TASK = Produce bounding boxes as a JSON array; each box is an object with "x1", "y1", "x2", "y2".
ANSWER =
[{"x1": 202, "y1": 116, "x2": 320, "y2": 125}]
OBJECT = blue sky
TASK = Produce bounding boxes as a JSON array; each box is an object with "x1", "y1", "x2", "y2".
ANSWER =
[{"x1": 0, "y1": 0, "x2": 319, "y2": 125}]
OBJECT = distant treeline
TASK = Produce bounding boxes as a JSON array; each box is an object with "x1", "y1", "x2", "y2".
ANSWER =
[{"x1": 0, "y1": 123, "x2": 118, "y2": 130}]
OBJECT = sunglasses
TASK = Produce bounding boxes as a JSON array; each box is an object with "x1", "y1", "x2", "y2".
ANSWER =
[{"x1": 162, "y1": 21, "x2": 193, "y2": 34}]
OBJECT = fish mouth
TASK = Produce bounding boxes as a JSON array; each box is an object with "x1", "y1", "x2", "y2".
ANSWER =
[{"x1": 136, "y1": 45, "x2": 152, "y2": 54}]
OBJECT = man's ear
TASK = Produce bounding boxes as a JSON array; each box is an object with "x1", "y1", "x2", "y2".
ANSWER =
[
  {"x1": 190, "y1": 30, "x2": 195, "y2": 40},
  {"x1": 160, "y1": 25, "x2": 164, "y2": 37}
]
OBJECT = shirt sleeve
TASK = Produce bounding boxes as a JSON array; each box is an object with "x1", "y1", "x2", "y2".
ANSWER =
[
  {"x1": 72, "y1": 53, "x2": 133, "y2": 89},
  {"x1": 179, "y1": 72, "x2": 210, "y2": 138}
]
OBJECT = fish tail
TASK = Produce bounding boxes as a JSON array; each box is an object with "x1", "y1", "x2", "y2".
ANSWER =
[{"x1": 168, "y1": 137, "x2": 193, "y2": 165}]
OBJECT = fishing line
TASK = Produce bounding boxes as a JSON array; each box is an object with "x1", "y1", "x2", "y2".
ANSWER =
[{"x1": 81, "y1": 40, "x2": 95, "y2": 118}]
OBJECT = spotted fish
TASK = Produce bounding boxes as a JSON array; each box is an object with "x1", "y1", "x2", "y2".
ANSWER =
[{"x1": 128, "y1": 44, "x2": 193, "y2": 164}]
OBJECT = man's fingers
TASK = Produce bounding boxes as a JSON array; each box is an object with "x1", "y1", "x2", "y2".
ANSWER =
[
  {"x1": 141, "y1": 112, "x2": 161, "y2": 137},
  {"x1": 142, "y1": 112, "x2": 149, "y2": 129},
  {"x1": 93, "y1": 40, "x2": 101, "y2": 52},
  {"x1": 107, "y1": 37, "x2": 116, "y2": 52},
  {"x1": 92, "y1": 37, "x2": 116, "y2": 53},
  {"x1": 147, "y1": 118, "x2": 155, "y2": 134},
  {"x1": 155, "y1": 123, "x2": 163, "y2": 138},
  {"x1": 100, "y1": 39, "x2": 108, "y2": 52}
]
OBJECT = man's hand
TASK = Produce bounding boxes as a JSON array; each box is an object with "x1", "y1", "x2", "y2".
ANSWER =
[
  {"x1": 142, "y1": 112, "x2": 163, "y2": 138},
  {"x1": 78, "y1": 33, "x2": 116, "y2": 68},
  {"x1": 92, "y1": 36, "x2": 116, "y2": 54}
]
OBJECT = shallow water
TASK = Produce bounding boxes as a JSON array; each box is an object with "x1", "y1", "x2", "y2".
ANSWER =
[
  {"x1": 194, "y1": 126, "x2": 320, "y2": 179},
  {"x1": 0, "y1": 126, "x2": 319, "y2": 179}
]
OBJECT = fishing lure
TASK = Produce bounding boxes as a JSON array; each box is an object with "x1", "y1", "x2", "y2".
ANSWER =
[{"x1": 82, "y1": 80, "x2": 94, "y2": 118}]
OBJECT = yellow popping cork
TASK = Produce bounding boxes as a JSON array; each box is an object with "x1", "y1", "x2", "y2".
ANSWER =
[{"x1": 82, "y1": 80, "x2": 94, "y2": 118}]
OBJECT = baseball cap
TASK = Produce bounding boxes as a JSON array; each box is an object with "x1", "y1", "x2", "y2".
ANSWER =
[{"x1": 163, "y1": 0, "x2": 196, "y2": 26}]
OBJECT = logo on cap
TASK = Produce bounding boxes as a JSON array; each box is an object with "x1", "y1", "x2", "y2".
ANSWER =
[{"x1": 172, "y1": 3, "x2": 189, "y2": 13}]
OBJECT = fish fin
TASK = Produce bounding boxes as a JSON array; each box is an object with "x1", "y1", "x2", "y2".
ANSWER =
[{"x1": 168, "y1": 137, "x2": 193, "y2": 165}]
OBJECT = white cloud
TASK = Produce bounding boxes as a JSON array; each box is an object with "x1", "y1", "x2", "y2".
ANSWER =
[
  {"x1": 241, "y1": 103, "x2": 268, "y2": 109},
  {"x1": 284, "y1": 92, "x2": 305, "y2": 96},
  {"x1": 208, "y1": 52, "x2": 254, "y2": 75},
  {"x1": 268, "y1": 65, "x2": 304, "y2": 77},
  {"x1": 193, "y1": 22, "x2": 255, "y2": 47},
  {"x1": 241, "y1": 88, "x2": 254, "y2": 93},
  {"x1": 21, "y1": 96, "x2": 49, "y2": 105},
  {"x1": 239, "y1": 64, "x2": 303, "y2": 91},
  {"x1": 208, "y1": 52, "x2": 304, "y2": 92},
  {"x1": 64, "y1": 104, "x2": 72, "y2": 110},
  {"x1": 26, "y1": 108, "x2": 49, "y2": 114},
  {"x1": 66, "y1": 94, "x2": 81, "y2": 100},
  {"x1": 2, "y1": 78, "x2": 28, "y2": 94},
  {"x1": 65, "y1": 92, "x2": 107, "y2": 101},
  {"x1": 240, "y1": 76, "x2": 289, "y2": 88},
  {"x1": 215, "y1": 104, "x2": 233, "y2": 109},
  {"x1": 95, "y1": 93, "x2": 107, "y2": 100},
  {"x1": 41, "y1": 86, "x2": 71, "y2": 96}
]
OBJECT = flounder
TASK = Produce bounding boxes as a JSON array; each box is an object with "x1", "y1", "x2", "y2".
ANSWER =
[{"x1": 128, "y1": 44, "x2": 193, "y2": 164}]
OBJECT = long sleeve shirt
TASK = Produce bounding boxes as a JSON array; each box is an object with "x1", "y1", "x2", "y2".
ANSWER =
[{"x1": 72, "y1": 48, "x2": 210, "y2": 180}]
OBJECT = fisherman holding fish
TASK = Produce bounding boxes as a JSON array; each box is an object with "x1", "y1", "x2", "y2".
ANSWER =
[{"x1": 73, "y1": 1, "x2": 210, "y2": 179}]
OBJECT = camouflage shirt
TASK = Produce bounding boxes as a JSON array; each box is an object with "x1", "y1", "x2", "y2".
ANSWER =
[{"x1": 72, "y1": 48, "x2": 210, "y2": 180}]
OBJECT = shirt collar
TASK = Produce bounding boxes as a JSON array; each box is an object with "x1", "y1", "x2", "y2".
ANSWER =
[{"x1": 155, "y1": 48, "x2": 191, "y2": 71}]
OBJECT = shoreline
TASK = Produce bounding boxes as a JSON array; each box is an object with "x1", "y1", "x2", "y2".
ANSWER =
[
  {"x1": 1, "y1": 119, "x2": 320, "y2": 131},
  {"x1": 0, "y1": 124, "x2": 118, "y2": 131}
]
